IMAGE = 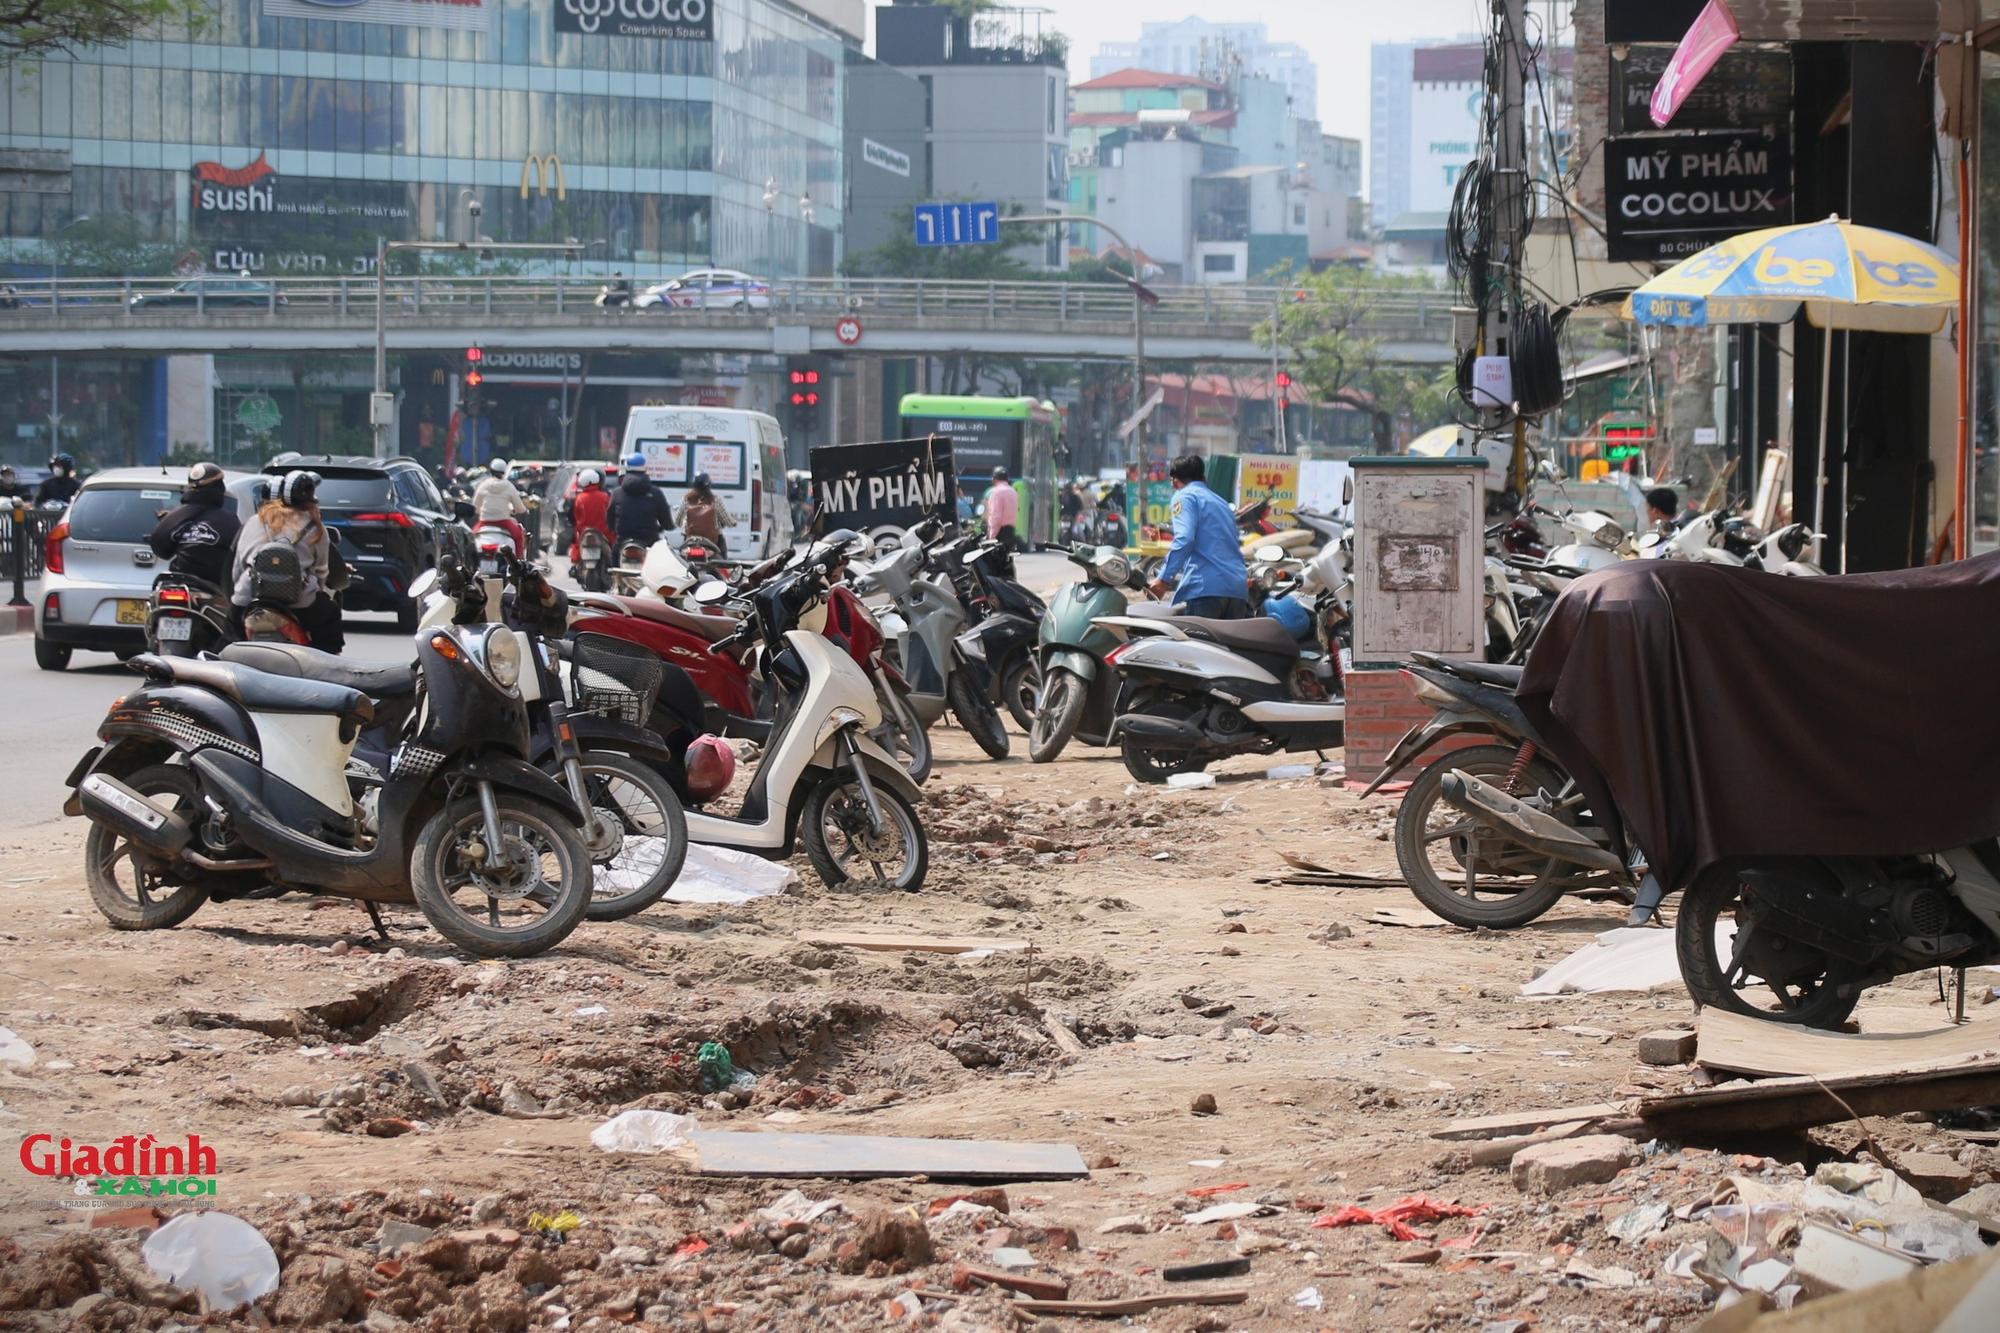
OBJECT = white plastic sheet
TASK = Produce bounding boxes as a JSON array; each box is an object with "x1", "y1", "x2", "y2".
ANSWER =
[
  {"x1": 664, "y1": 844, "x2": 797, "y2": 904},
  {"x1": 0, "y1": 1026, "x2": 33, "y2": 1070},
  {"x1": 142, "y1": 1211, "x2": 281, "y2": 1310},
  {"x1": 590, "y1": 1109, "x2": 698, "y2": 1155},
  {"x1": 1520, "y1": 927, "x2": 1689, "y2": 996}
]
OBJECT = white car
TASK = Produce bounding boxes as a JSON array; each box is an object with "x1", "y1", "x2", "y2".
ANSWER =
[
  {"x1": 34, "y1": 467, "x2": 264, "y2": 671},
  {"x1": 632, "y1": 268, "x2": 773, "y2": 312}
]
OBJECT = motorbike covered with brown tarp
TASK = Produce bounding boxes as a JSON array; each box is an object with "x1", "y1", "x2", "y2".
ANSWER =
[{"x1": 1517, "y1": 552, "x2": 2000, "y2": 893}]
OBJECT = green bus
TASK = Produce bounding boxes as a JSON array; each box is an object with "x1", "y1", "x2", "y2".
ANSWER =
[{"x1": 898, "y1": 394, "x2": 1061, "y2": 547}]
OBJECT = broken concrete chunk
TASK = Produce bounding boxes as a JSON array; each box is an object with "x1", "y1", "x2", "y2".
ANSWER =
[
  {"x1": 1509, "y1": 1134, "x2": 1642, "y2": 1195},
  {"x1": 1097, "y1": 1214, "x2": 1151, "y2": 1234},
  {"x1": 1892, "y1": 1151, "x2": 1975, "y2": 1199},
  {"x1": 376, "y1": 1221, "x2": 436, "y2": 1256},
  {"x1": 1636, "y1": 1028, "x2": 1697, "y2": 1066}
]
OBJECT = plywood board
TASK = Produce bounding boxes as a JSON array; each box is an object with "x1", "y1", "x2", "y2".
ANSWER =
[
  {"x1": 795, "y1": 931, "x2": 1026, "y2": 954},
  {"x1": 1638, "y1": 1061, "x2": 2000, "y2": 1140},
  {"x1": 1010, "y1": 1290, "x2": 1248, "y2": 1317},
  {"x1": 1432, "y1": 1103, "x2": 1627, "y2": 1142},
  {"x1": 680, "y1": 1129, "x2": 1089, "y2": 1181},
  {"x1": 1698, "y1": 1008, "x2": 2000, "y2": 1078}
]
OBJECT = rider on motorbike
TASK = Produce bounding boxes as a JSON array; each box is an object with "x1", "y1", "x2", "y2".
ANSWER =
[
  {"x1": 231, "y1": 470, "x2": 343, "y2": 653},
  {"x1": 471, "y1": 457, "x2": 528, "y2": 557},
  {"x1": 35, "y1": 453, "x2": 79, "y2": 506},
  {"x1": 568, "y1": 467, "x2": 612, "y2": 561},
  {"x1": 608, "y1": 454, "x2": 673, "y2": 547},
  {"x1": 148, "y1": 461, "x2": 243, "y2": 584}
]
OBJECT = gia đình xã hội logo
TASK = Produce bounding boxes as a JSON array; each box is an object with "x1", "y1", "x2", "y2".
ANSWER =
[{"x1": 17, "y1": 1131, "x2": 221, "y2": 1203}]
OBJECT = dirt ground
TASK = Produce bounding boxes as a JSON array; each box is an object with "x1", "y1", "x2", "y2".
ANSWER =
[{"x1": 2, "y1": 723, "x2": 1994, "y2": 1331}]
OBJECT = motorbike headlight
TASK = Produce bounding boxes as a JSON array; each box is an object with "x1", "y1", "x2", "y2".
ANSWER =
[
  {"x1": 481, "y1": 627, "x2": 522, "y2": 692},
  {"x1": 1592, "y1": 522, "x2": 1625, "y2": 550},
  {"x1": 1095, "y1": 553, "x2": 1131, "y2": 586}
]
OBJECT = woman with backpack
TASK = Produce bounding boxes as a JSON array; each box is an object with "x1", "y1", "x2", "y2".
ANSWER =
[
  {"x1": 679, "y1": 472, "x2": 733, "y2": 555},
  {"x1": 231, "y1": 470, "x2": 344, "y2": 654}
]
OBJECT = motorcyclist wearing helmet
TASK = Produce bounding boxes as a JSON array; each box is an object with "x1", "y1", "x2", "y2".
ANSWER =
[
  {"x1": 231, "y1": 470, "x2": 343, "y2": 653},
  {"x1": 568, "y1": 467, "x2": 612, "y2": 562},
  {"x1": 35, "y1": 453, "x2": 79, "y2": 506},
  {"x1": 679, "y1": 471, "x2": 733, "y2": 555},
  {"x1": 149, "y1": 461, "x2": 243, "y2": 586},
  {"x1": 607, "y1": 453, "x2": 673, "y2": 547},
  {"x1": 471, "y1": 457, "x2": 527, "y2": 557},
  {"x1": 0, "y1": 467, "x2": 28, "y2": 503}
]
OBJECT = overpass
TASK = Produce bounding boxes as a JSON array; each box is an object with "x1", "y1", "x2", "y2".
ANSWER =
[{"x1": 0, "y1": 276, "x2": 1455, "y2": 364}]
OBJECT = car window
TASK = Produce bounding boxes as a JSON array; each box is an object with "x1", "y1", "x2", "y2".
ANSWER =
[
  {"x1": 392, "y1": 471, "x2": 429, "y2": 509},
  {"x1": 408, "y1": 469, "x2": 446, "y2": 509},
  {"x1": 301, "y1": 477, "x2": 394, "y2": 508},
  {"x1": 67, "y1": 486, "x2": 178, "y2": 543}
]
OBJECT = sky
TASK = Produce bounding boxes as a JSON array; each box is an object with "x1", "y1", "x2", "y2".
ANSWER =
[{"x1": 867, "y1": 1, "x2": 1491, "y2": 161}]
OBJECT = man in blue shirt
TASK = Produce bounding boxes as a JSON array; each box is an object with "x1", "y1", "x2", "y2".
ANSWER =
[{"x1": 1147, "y1": 453, "x2": 1250, "y2": 618}]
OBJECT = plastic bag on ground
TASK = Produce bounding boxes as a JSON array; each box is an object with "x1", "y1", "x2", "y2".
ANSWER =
[
  {"x1": 0, "y1": 1026, "x2": 32, "y2": 1070},
  {"x1": 665, "y1": 844, "x2": 797, "y2": 904},
  {"x1": 590, "y1": 1109, "x2": 699, "y2": 1155},
  {"x1": 142, "y1": 1211, "x2": 280, "y2": 1309},
  {"x1": 1520, "y1": 926, "x2": 1713, "y2": 996}
]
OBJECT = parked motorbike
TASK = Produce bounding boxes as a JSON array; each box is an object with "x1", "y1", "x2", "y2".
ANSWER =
[
  {"x1": 145, "y1": 574, "x2": 234, "y2": 658},
  {"x1": 1363, "y1": 652, "x2": 1631, "y2": 928},
  {"x1": 570, "y1": 590, "x2": 762, "y2": 740},
  {"x1": 1028, "y1": 543, "x2": 1151, "y2": 763},
  {"x1": 925, "y1": 526, "x2": 1045, "y2": 732},
  {"x1": 687, "y1": 532, "x2": 931, "y2": 891},
  {"x1": 66, "y1": 603, "x2": 595, "y2": 958}
]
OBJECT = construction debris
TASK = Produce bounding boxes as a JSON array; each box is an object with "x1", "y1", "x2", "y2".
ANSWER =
[
  {"x1": 673, "y1": 1129, "x2": 1091, "y2": 1179},
  {"x1": 1696, "y1": 1007, "x2": 2000, "y2": 1078}
]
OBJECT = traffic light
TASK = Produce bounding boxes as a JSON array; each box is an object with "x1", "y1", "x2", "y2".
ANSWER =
[
  {"x1": 1274, "y1": 371, "x2": 1292, "y2": 389},
  {"x1": 786, "y1": 359, "x2": 822, "y2": 435},
  {"x1": 461, "y1": 348, "x2": 484, "y2": 414}
]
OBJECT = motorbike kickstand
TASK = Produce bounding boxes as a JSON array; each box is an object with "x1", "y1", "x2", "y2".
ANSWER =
[
  {"x1": 1955, "y1": 966, "x2": 1969, "y2": 1025},
  {"x1": 364, "y1": 901, "x2": 391, "y2": 943}
]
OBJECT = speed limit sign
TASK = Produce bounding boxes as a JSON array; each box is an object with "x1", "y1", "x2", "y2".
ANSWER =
[{"x1": 834, "y1": 316, "x2": 863, "y2": 345}]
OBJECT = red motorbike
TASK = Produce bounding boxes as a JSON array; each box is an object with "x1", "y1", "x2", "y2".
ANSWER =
[{"x1": 568, "y1": 592, "x2": 764, "y2": 739}]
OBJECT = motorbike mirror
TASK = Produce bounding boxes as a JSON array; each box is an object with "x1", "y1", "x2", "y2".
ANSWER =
[
  {"x1": 1538, "y1": 459, "x2": 1563, "y2": 483},
  {"x1": 409, "y1": 568, "x2": 440, "y2": 599},
  {"x1": 1254, "y1": 544, "x2": 1286, "y2": 563},
  {"x1": 692, "y1": 580, "x2": 732, "y2": 606},
  {"x1": 1341, "y1": 474, "x2": 1353, "y2": 506}
]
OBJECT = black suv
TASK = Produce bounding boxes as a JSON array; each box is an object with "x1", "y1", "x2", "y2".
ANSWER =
[{"x1": 262, "y1": 454, "x2": 468, "y2": 631}]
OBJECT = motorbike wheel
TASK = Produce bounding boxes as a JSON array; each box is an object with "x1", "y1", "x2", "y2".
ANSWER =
[
  {"x1": 575, "y1": 753, "x2": 689, "y2": 922},
  {"x1": 1000, "y1": 652, "x2": 1041, "y2": 733},
  {"x1": 948, "y1": 670, "x2": 1010, "y2": 760},
  {"x1": 84, "y1": 764, "x2": 213, "y2": 930},
  {"x1": 871, "y1": 678, "x2": 933, "y2": 784},
  {"x1": 1393, "y1": 744, "x2": 1574, "y2": 928},
  {"x1": 1676, "y1": 858, "x2": 1866, "y2": 1029},
  {"x1": 801, "y1": 771, "x2": 929, "y2": 892},
  {"x1": 411, "y1": 791, "x2": 593, "y2": 958},
  {"x1": 1028, "y1": 667, "x2": 1088, "y2": 764},
  {"x1": 1117, "y1": 692, "x2": 1209, "y2": 783}
]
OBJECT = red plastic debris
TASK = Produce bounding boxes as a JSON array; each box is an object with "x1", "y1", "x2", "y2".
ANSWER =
[
  {"x1": 1309, "y1": 1195, "x2": 1487, "y2": 1243},
  {"x1": 672, "y1": 1234, "x2": 710, "y2": 1257},
  {"x1": 1186, "y1": 1182, "x2": 1251, "y2": 1198}
]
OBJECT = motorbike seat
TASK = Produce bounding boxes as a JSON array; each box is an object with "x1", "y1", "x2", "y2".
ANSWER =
[
  {"x1": 135, "y1": 652, "x2": 373, "y2": 724},
  {"x1": 219, "y1": 642, "x2": 419, "y2": 699},
  {"x1": 1414, "y1": 652, "x2": 1524, "y2": 690},
  {"x1": 1179, "y1": 616, "x2": 1300, "y2": 659},
  {"x1": 614, "y1": 595, "x2": 741, "y2": 643}
]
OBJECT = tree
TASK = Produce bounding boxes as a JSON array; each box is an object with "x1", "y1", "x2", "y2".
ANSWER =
[
  {"x1": 1257, "y1": 263, "x2": 1454, "y2": 450},
  {"x1": 0, "y1": 0, "x2": 208, "y2": 60}
]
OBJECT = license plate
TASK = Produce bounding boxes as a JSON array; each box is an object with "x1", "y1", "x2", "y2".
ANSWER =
[
  {"x1": 156, "y1": 616, "x2": 193, "y2": 641},
  {"x1": 115, "y1": 600, "x2": 148, "y2": 625}
]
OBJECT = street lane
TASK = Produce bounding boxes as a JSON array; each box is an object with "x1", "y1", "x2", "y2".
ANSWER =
[{"x1": 0, "y1": 614, "x2": 417, "y2": 835}]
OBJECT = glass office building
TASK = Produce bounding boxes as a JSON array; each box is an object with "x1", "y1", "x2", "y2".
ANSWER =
[{"x1": 0, "y1": 0, "x2": 847, "y2": 279}]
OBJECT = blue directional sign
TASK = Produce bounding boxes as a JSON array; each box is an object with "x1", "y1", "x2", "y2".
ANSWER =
[{"x1": 913, "y1": 201, "x2": 1002, "y2": 247}]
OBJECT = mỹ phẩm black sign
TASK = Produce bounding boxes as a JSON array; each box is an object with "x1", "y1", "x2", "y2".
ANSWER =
[
  {"x1": 809, "y1": 437, "x2": 957, "y2": 537},
  {"x1": 1610, "y1": 45, "x2": 1791, "y2": 135},
  {"x1": 1604, "y1": 131, "x2": 1793, "y2": 263},
  {"x1": 556, "y1": 0, "x2": 710, "y2": 39}
]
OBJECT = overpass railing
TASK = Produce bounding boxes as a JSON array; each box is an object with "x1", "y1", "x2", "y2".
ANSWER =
[{"x1": 0, "y1": 275, "x2": 1455, "y2": 338}]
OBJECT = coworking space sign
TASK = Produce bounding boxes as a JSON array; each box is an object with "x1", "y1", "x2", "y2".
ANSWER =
[{"x1": 556, "y1": 0, "x2": 711, "y2": 39}]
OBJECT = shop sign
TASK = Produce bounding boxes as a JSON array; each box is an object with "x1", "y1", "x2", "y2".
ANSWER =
[
  {"x1": 555, "y1": 0, "x2": 711, "y2": 40},
  {"x1": 1238, "y1": 457, "x2": 1299, "y2": 517},
  {"x1": 1610, "y1": 45, "x2": 1790, "y2": 135},
  {"x1": 261, "y1": 0, "x2": 489, "y2": 31},
  {"x1": 1604, "y1": 131, "x2": 1792, "y2": 263},
  {"x1": 192, "y1": 154, "x2": 275, "y2": 215}
]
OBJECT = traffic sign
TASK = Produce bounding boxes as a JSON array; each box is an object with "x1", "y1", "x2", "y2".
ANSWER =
[
  {"x1": 834, "y1": 316, "x2": 863, "y2": 345},
  {"x1": 913, "y1": 201, "x2": 1001, "y2": 247}
]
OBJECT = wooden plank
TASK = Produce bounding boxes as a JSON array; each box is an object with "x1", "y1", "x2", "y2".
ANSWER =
[
  {"x1": 1010, "y1": 1290, "x2": 1249, "y2": 1317},
  {"x1": 1433, "y1": 1103, "x2": 1627, "y2": 1142},
  {"x1": 1638, "y1": 1062, "x2": 2000, "y2": 1140},
  {"x1": 1040, "y1": 1012, "x2": 1086, "y2": 1057},
  {"x1": 680, "y1": 1129, "x2": 1089, "y2": 1181},
  {"x1": 955, "y1": 1264, "x2": 1068, "y2": 1300},
  {"x1": 1463, "y1": 1120, "x2": 1592, "y2": 1167},
  {"x1": 795, "y1": 931, "x2": 1025, "y2": 954},
  {"x1": 1697, "y1": 1008, "x2": 2000, "y2": 1078}
]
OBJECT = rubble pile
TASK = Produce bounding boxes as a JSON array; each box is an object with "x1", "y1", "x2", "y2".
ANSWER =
[{"x1": 921, "y1": 785, "x2": 1218, "y2": 865}]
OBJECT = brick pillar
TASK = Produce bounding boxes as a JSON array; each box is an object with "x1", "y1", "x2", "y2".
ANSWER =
[{"x1": 1343, "y1": 668, "x2": 1495, "y2": 786}]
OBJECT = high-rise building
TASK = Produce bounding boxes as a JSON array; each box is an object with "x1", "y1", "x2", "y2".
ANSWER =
[{"x1": 1091, "y1": 18, "x2": 1316, "y2": 122}]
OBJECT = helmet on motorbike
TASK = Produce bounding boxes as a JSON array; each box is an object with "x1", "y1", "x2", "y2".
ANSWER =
[
  {"x1": 488, "y1": 457, "x2": 509, "y2": 476},
  {"x1": 577, "y1": 468, "x2": 602, "y2": 488},
  {"x1": 48, "y1": 453, "x2": 74, "y2": 473},
  {"x1": 683, "y1": 733, "x2": 737, "y2": 804},
  {"x1": 187, "y1": 461, "x2": 225, "y2": 488},
  {"x1": 1262, "y1": 593, "x2": 1312, "y2": 640},
  {"x1": 276, "y1": 470, "x2": 319, "y2": 508},
  {"x1": 624, "y1": 452, "x2": 647, "y2": 473}
]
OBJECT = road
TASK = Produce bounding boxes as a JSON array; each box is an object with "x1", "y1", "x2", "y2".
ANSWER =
[{"x1": 0, "y1": 549, "x2": 1079, "y2": 836}]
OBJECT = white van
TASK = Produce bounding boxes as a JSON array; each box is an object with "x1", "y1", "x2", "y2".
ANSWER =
[{"x1": 619, "y1": 407, "x2": 792, "y2": 560}]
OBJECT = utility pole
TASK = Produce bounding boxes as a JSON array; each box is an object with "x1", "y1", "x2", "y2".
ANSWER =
[{"x1": 1482, "y1": 0, "x2": 1531, "y2": 488}]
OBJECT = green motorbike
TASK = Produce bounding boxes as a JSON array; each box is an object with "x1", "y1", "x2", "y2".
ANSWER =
[{"x1": 1028, "y1": 544, "x2": 1158, "y2": 763}]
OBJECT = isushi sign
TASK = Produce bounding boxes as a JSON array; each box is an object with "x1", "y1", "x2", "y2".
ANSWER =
[{"x1": 193, "y1": 153, "x2": 277, "y2": 214}]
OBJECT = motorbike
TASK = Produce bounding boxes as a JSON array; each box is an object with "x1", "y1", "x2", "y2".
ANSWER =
[
  {"x1": 574, "y1": 527, "x2": 612, "y2": 593},
  {"x1": 925, "y1": 526, "x2": 1044, "y2": 733},
  {"x1": 850, "y1": 526, "x2": 1009, "y2": 760},
  {"x1": 145, "y1": 573, "x2": 234, "y2": 658},
  {"x1": 240, "y1": 544, "x2": 315, "y2": 647},
  {"x1": 65, "y1": 599, "x2": 596, "y2": 958},
  {"x1": 472, "y1": 520, "x2": 518, "y2": 576},
  {"x1": 1362, "y1": 652, "x2": 1632, "y2": 928},
  {"x1": 687, "y1": 533, "x2": 931, "y2": 891},
  {"x1": 1027, "y1": 543, "x2": 1152, "y2": 763},
  {"x1": 570, "y1": 590, "x2": 762, "y2": 739},
  {"x1": 613, "y1": 538, "x2": 650, "y2": 595},
  {"x1": 1095, "y1": 604, "x2": 1347, "y2": 784}
]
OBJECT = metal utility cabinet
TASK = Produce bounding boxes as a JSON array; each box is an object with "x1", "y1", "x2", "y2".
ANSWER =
[{"x1": 1350, "y1": 456, "x2": 1487, "y2": 666}]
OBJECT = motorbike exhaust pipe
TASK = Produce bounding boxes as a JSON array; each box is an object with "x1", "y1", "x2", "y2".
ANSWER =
[
  {"x1": 77, "y1": 773, "x2": 193, "y2": 859},
  {"x1": 1437, "y1": 770, "x2": 1625, "y2": 875},
  {"x1": 1106, "y1": 714, "x2": 1205, "y2": 751}
]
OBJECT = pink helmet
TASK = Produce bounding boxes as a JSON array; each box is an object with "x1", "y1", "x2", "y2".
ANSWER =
[{"x1": 683, "y1": 734, "x2": 736, "y2": 803}]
